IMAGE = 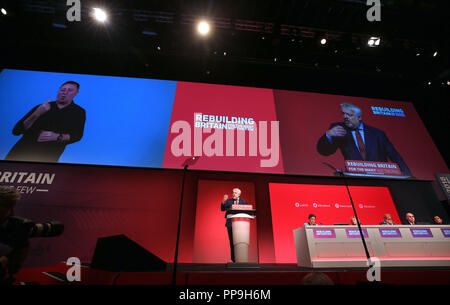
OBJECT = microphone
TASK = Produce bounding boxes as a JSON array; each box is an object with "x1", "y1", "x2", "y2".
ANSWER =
[
  {"x1": 181, "y1": 157, "x2": 200, "y2": 168},
  {"x1": 322, "y1": 162, "x2": 343, "y2": 174}
]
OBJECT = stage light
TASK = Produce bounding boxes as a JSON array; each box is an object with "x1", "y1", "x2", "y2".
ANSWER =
[
  {"x1": 142, "y1": 30, "x2": 158, "y2": 36},
  {"x1": 1, "y1": 8, "x2": 7, "y2": 15},
  {"x1": 433, "y1": 51, "x2": 438, "y2": 57},
  {"x1": 92, "y1": 8, "x2": 107, "y2": 23},
  {"x1": 368, "y1": 37, "x2": 380, "y2": 47},
  {"x1": 416, "y1": 53, "x2": 421, "y2": 56},
  {"x1": 197, "y1": 20, "x2": 210, "y2": 36},
  {"x1": 52, "y1": 23, "x2": 67, "y2": 29},
  {"x1": 320, "y1": 38, "x2": 327, "y2": 45},
  {"x1": 427, "y1": 81, "x2": 431, "y2": 85}
]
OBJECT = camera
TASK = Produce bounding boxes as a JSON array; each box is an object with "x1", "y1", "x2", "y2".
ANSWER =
[
  {"x1": 0, "y1": 216, "x2": 64, "y2": 248},
  {"x1": 0, "y1": 216, "x2": 64, "y2": 283}
]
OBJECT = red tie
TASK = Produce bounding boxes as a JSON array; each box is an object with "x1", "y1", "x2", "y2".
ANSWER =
[{"x1": 355, "y1": 129, "x2": 366, "y2": 160}]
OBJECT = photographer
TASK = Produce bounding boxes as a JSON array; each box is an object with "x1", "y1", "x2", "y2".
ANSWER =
[
  {"x1": 0, "y1": 186, "x2": 29, "y2": 282},
  {"x1": 0, "y1": 186, "x2": 64, "y2": 283}
]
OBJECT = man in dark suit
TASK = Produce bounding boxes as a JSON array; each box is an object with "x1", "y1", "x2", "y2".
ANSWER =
[
  {"x1": 405, "y1": 212, "x2": 416, "y2": 225},
  {"x1": 379, "y1": 213, "x2": 396, "y2": 225},
  {"x1": 433, "y1": 215, "x2": 447, "y2": 225},
  {"x1": 316, "y1": 102, "x2": 412, "y2": 176},
  {"x1": 220, "y1": 188, "x2": 248, "y2": 262}
]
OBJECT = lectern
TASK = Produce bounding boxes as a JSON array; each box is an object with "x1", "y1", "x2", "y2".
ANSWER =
[{"x1": 226, "y1": 204, "x2": 258, "y2": 268}]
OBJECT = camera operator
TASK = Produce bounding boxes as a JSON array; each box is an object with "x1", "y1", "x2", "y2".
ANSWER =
[
  {"x1": 0, "y1": 186, "x2": 64, "y2": 283},
  {"x1": 0, "y1": 185, "x2": 29, "y2": 281}
]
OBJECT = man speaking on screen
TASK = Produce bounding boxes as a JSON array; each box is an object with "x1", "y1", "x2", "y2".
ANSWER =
[
  {"x1": 5, "y1": 81, "x2": 86, "y2": 162},
  {"x1": 316, "y1": 102, "x2": 412, "y2": 176}
]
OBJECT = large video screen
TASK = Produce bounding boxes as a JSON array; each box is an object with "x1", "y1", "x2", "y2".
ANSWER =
[
  {"x1": 268, "y1": 183, "x2": 401, "y2": 263},
  {"x1": 0, "y1": 69, "x2": 448, "y2": 180}
]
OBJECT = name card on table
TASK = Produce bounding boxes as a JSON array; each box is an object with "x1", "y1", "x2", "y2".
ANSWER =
[
  {"x1": 441, "y1": 228, "x2": 450, "y2": 238},
  {"x1": 379, "y1": 228, "x2": 402, "y2": 238},
  {"x1": 346, "y1": 228, "x2": 369, "y2": 239},
  {"x1": 410, "y1": 228, "x2": 433, "y2": 238},
  {"x1": 313, "y1": 229, "x2": 336, "y2": 239}
]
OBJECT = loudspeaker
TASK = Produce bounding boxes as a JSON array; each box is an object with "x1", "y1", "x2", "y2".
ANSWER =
[{"x1": 90, "y1": 235, "x2": 167, "y2": 272}]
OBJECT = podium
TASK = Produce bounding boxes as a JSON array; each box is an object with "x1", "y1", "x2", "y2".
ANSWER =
[{"x1": 226, "y1": 205, "x2": 258, "y2": 268}]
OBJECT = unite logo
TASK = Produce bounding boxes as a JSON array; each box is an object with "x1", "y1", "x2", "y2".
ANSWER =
[{"x1": 295, "y1": 202, "x2": 308, "y2": 208}]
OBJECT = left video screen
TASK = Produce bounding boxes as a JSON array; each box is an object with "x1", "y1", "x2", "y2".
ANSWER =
[{"x1": 0, "y1": 69, "x2": 177, "y2": 167}]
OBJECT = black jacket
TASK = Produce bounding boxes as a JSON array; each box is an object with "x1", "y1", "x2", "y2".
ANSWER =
[{"x1": 221, "y1": 198, "x2": 248, "y2": 227}]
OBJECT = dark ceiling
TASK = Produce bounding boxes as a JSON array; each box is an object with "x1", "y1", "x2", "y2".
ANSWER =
[{"x1": 0, "y1": 0, "x2": 449, "y2": 166}]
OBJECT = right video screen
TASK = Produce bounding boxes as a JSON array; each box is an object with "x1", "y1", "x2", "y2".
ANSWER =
[{"x1": 274, "y1": 90, "x2": 448, "y2": 180}]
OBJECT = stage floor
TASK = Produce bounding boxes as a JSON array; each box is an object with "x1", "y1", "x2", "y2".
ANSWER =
[{"x1": 11, "y1": 262, "x2": 450, "y2": 285}]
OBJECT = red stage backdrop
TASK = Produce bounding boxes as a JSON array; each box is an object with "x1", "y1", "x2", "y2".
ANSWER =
[
  {"x1": 0, "y1": 162, "x2": 184, "y2": 267},
  {"x1": 193, "y1": 180, "x2": 258, "y2": 263},
  {"x1": 269, "y1": 183, "x2": 401, "y2": 263}
]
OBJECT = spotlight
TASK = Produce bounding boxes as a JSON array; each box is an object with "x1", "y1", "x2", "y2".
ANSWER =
[
  {"x1": 320, "y1": 38, "x2": 327, "y2": 45},
  {"x1": 433, "y1": 51, "x2": 438, "y2": 57},
  {"x1": 92, "y1": 8, "x2": 107, "y2": 23},
  {"x1": 368, "y1": 37, "x2": 380, "y2": 47},
  {"x1": 1, "y1": 8, "x2": 6, "y2": 15},
  {"x1": 197, "y1": 20, "x2": 210, "y2": 36},
  {"x1": 142, "y1": 30, "x2": 158, "y2": 36},
  {"x1": 427, "y1": 81, "x2": 431, "y2": 85}
]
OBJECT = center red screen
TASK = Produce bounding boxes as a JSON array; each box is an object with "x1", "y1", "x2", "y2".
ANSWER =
[{"x1": 268, "y1": 183, "x2": 400, "y2": 263}]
